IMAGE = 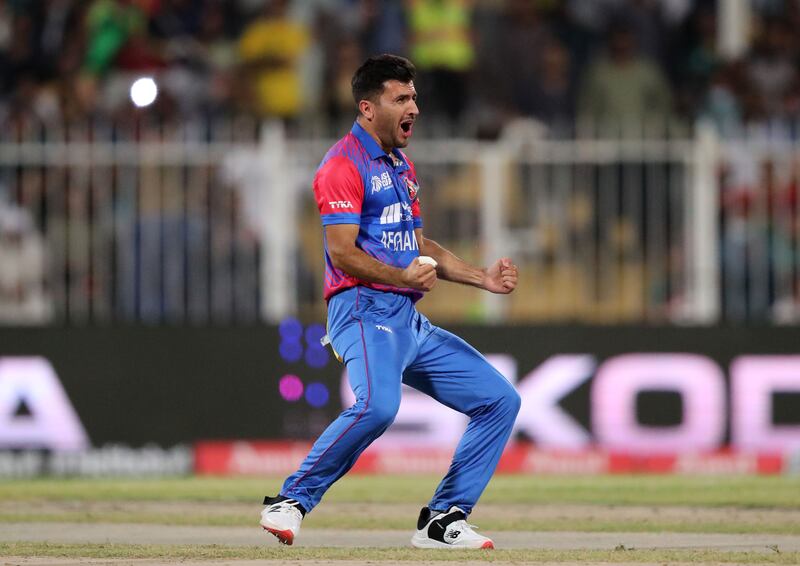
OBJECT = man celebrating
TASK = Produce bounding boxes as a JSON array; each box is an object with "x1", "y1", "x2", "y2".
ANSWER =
[{"x1": 260, "y1": 54, "x2": 520, "y2": 550}]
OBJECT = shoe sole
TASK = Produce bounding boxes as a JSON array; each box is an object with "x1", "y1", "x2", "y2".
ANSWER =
[
  {"x1": 411, "y1": 533, "x2": 494, "y2": 549},
  {"x1": 261, "y1": 525, "x2": 295, "y2": 545}
]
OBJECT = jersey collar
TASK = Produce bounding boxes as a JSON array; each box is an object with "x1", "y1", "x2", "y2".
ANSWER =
[{"x1": 351, "y1": 121, "x2": 409, "y2": 169}]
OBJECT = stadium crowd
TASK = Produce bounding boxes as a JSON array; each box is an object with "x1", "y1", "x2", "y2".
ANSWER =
[
  {"x1": 0, "y1": 0, "x2": 799, "y2": 137},
  {"x1": 2, "y1": 0, "x2": 800, "y2": 325}
]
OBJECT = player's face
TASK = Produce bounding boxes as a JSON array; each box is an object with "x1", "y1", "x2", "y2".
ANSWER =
[{"x1": 373, "y1": 80, "x2": 418, "y2": 150}]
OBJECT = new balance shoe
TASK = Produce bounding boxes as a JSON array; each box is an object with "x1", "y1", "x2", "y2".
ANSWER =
[
  {"x1": 260, "y1": 495, "x2": 306, "y2": 545},
  {"x1": 411, "y1": 506, "x2": 494, "y2": 549}
]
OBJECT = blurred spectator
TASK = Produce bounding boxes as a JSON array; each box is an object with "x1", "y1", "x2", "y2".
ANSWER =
[
  {"x1": 322, "y1": 36, "x2": 362, "y2": 128},
  {"x1": 238, "y1": 0, "x2": 311, "y2": 120},
  {"x1": 567, "y1": 0, "x2": 626, "y2": 34},
  {"x1": 196, "y1": 1, "x2": 240, "y2": 117},
  {"x1": 407, "y1": 0, "x2": 475, "y2": 126},
  {"x1": 151, "y1": 0, "x2": 231, "y2": 118},
  {"x1": 83, "y1": 0, "x2": 152, "y2": 76},
  {"x1": 358, "y1": 0, "x2": 407, "y2": 56},
  {"x1": 578, "y1": 21, "x2": 672, "y2": 135},
  {"x1": 0, "y1": 1, "x2": 10, "y2": 61},
  {"x1": 702, "y1": 61, "x2": 746, "y2": 137},
  {"x1": 781, "y1": 78, "x2": 800, "y2": 130},
  {"x1": 0, "y1": 203, "x2": 51, "y2": 324},
  {"x1": 150, "y1": 0, "x2": 202, "y2": 39},
  {"x1": 210, "y1": 185, "x2": 260, "y2": 323},
  {"x1": 487, "y1": 0, "x2": 550, "y2": 117},
  {"x1": 627, "y1": 0, "x2": 692, "y2": 65},
  {"x1": 485, "y1": 0, "x2": 576, "y2": 134},
  {"x1": 1, "y1": 9, "x2": 38, "y2": 100},
  {"x1": 746, "y1": 17, "x2": 797, "y2": 117},
  {"x1": 766, "y1": 157, "x2": 800, "y2": 322},
  {"x1": 40, "y1": 1, "x2": 84, "y2": 76},
  {"x1": 569, "y1": 0, "x2": 690, "y2": 36},
  {"x1": 77, "y1": 0, "x2": 157, "y2": 119},
  {"x1": 677, "y1": 4, "x2": 721, "y2": 117},
  {"x1": 528, "y1": 39, "x2": 576, "y2": 132},
  {"x1": 45, "y1": 178, "x2": 94, "y2": 321}
]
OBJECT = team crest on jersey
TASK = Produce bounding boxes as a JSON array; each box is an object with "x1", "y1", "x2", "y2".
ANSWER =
[{"x1": 405, "y1": 177, "x2": 419, "y2": 201}]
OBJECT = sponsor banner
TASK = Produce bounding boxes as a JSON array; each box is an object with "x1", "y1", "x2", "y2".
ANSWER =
[
  {"x1": 1, "y1": 326, "x2": 800, "y2": 455},
  {"x1": 0, "y1": 445, "x2": 192, "y2": 478},
  {"x1": 195, "y1": 441, "x2": 312, "y2": 475},
  {"x1": 514, "y1": 448, "x2": 610, "y2": 475},
  {"x1": 194, "y1": 441, "x2": 789, "y2": 476}
]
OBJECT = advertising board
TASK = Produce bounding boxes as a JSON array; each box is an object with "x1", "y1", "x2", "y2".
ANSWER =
[{"x1": 1, "y1": 325, "x2": 799, "y2": 476}]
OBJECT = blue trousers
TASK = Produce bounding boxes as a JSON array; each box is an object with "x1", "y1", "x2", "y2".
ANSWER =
[{"x1": 280, "y1": 286, "x2": 521, "y2": 514}]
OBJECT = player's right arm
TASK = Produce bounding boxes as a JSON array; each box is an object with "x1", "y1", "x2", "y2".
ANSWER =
[{"x1": 314, "y1": 155, "x2": 436, "y2": 292}]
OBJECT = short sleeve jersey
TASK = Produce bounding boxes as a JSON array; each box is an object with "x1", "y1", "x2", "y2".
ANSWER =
[{"x1": 313, "y1": 121, "x2": 423, "y2": 301}]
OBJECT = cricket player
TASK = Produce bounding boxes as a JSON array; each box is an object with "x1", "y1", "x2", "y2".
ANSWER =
[{"x1": 260, "y1": 54, "x2": 520, "y2": 549}]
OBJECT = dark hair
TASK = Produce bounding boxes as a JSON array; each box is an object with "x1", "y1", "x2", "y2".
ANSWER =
[{"x1": 351, "y1": 54, "x2": 416, "y2": 105}]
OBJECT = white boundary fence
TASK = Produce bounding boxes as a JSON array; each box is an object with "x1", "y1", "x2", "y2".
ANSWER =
[{"x1": 3, "y1": 119, "x2": 798, "y2": 325}]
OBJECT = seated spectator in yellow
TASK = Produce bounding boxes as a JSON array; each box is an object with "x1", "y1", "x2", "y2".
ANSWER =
[{"x1": 238, "y1": 0, "x2": 310, "y2": 119}]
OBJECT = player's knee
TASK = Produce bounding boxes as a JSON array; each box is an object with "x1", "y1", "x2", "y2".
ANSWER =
[
  {"x1": 364, "y1": 400, "x2": 400, "y2": 429},
  {"x1": 497, "y1": 386, "x2": 521, "y2": 418}
]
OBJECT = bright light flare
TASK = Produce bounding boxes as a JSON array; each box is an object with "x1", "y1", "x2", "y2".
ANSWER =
[{"x1": 130, "y1": 77, "x2": 158, "y2": 108}]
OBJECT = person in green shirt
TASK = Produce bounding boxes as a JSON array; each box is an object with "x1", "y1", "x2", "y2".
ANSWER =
[{"x1": 578, "y1": 22, "x2": 672, "y2": 136}]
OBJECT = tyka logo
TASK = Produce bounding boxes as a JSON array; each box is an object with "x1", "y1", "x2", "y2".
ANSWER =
[{"x1": 328, "y1": 200, "x2": 353, "y2": 210}]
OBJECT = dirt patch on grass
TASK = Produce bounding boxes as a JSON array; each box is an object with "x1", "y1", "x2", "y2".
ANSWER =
[
  {"x1": 2, "y1": 500, "x2": 798, "y2": 533},
  {"x1": 0, "y1": 560, "x2": 686, "y2": 566}
]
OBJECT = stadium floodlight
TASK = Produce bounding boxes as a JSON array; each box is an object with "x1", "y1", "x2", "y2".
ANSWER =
[{"x1": 130, "y1": 77, "x2": 158, "y2": 108}]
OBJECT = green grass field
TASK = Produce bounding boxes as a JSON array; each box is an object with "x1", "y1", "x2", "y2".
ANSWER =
[
  {"x1": 3, "y1": 474, "x2": 800, "y2": 506},
  {"x1": 1, "y1": 542, "x2": 799, "y2": 564},
  {"x1": 1, "y1": 474, "x2": 799, "y2": 564}
]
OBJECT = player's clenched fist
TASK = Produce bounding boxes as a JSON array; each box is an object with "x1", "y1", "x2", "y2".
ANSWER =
[
  {"x1": 401, "y1": 258, "x2": 437, "y2": 291},
  {"x1": 483, "y1": 258, "x2": 518, "y2": 294}
]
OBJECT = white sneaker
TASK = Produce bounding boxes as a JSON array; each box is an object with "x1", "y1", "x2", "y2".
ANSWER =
[
  {"x1": 260, "y1": 496, "x2": 304, "y2": 545},
  {"x1": 411, "y1": 506, "x2": 494, "y2": 549}
]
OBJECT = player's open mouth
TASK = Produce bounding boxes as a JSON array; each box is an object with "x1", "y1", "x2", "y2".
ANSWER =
[{"x1": 400, "y1": 120, "x2": 413, "y2": 136}]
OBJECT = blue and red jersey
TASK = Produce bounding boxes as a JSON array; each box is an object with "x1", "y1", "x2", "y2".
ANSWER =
[{"x1": 313, "y1": 121, "x2": 423, "y2": 301}]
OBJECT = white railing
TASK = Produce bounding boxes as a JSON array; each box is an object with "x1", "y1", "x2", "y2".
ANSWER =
[
  {"x1": 717, "y1": 133, "x2": 800, "y2": 323},
  {"x1": 0, "y1": 119, "x2": 267, "y2": 325},
  {"x1": 4, "y1": 118, "x2": 797, "y2": 325}
]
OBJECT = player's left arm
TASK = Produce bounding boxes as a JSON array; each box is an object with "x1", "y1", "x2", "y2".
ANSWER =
[{"x1": 415, "y1": 228, "x2": 518, "y2": 294}]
